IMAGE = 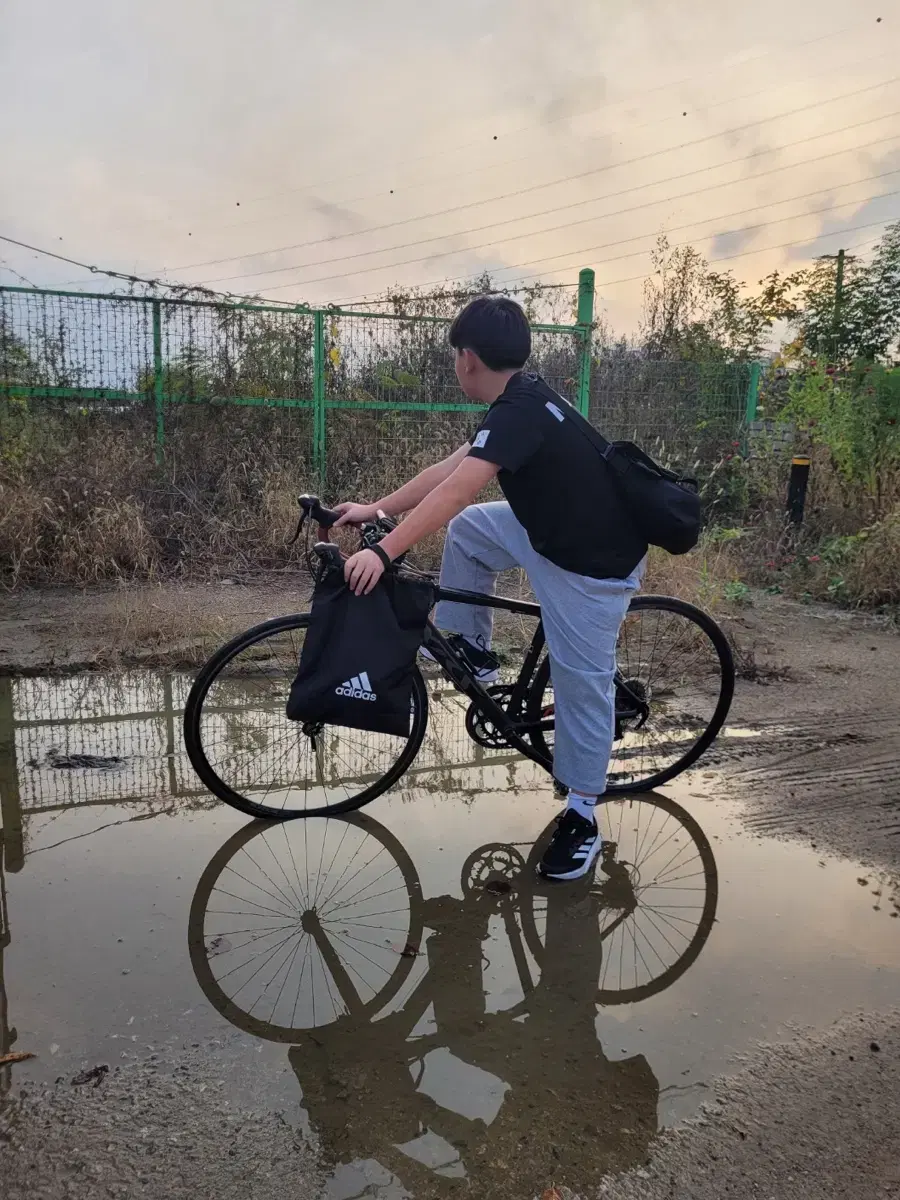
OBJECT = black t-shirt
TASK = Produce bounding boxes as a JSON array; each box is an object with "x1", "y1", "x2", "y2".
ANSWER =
[{"x1": 467, "y1": 372, "x2": 647, "y2": 579}]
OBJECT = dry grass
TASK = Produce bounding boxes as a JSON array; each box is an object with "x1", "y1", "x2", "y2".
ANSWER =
[
  {"x1": 742, "y1": 504, "x2": 900, "y2": 610},
  {"x1": 64, "y1": 583, "x2": 289, "y2": 670},
  {"x1": 4, "y1": 402, "x2": 897, "y2": 624},
  {"x1": 643, "y1": 535, "x2": 745, "y2": 609},
  {"x1": 73, "y1": 588, "x2": 244, "y2": 669}
]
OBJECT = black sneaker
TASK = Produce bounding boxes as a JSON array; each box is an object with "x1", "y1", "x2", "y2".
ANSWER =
[
  {"x1": 538, "y1": 810, "x2": 603, "y2": 881},
  {"x1": 420, "y1": 634, "x2": 500, "y2": 684}
]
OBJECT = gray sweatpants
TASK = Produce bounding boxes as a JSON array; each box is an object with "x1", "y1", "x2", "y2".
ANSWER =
[{"x1": 434, "y1": 502, "x2": 644, "y2": 795}]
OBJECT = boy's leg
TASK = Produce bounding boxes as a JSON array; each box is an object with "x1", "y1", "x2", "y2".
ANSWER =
[
  {"x1": 525, "y1": 556, "x2": 644, "y2": 879},
  {"x1": 433, "y1": 501, "x2": 526, "y2": 645},
  {"x1": 536, "y1": 569, "x2": 641, "y2": 797}
]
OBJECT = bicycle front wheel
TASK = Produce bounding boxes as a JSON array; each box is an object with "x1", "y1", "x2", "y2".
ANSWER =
[
  {"x1": 189, "y1": 812, "x2": 424, "y2": 1039},
  {"x1": 526, "y1": 595, "x2": 734, "y2": 793},
  {"x1": 184, "y1": 614, "x2": 428, "y2": 819}
]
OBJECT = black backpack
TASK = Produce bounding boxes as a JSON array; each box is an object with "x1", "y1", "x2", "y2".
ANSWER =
[
  {"x1": 528, "y1": 375, "x2": 701, "y2": 556},
  {"x1": 286, "y1": 568, "x2": 435, "y2": 737}
]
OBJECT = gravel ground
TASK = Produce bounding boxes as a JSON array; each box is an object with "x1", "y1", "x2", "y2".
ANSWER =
[
  {"x1": 0, "y1": 1047, "x2": 322, "y2": 1200},
  {"x1": 586, "y1": 1010, "x2": 900, "y2": 1200},
  {"x1": 4, "y1": 1014, "x2": 897, "y2": 1200}
]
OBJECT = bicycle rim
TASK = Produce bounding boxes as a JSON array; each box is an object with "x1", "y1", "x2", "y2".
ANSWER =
[
  {"x1": 188, "y1": 813, "x2": 424, "y2": 1040},
  {"x1": 184, "y1": 614, "x2": 428, "y2": 819},
  {"x1": 527, "y1": 595, "x2": 734, "y2": 793},
  {"x1": 522, "y1": 794, "x2": 719, "y2": 1004}
]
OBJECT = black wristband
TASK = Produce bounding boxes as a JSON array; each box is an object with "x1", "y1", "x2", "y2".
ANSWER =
[{"x1": 370, "y1": 543, "x2": 393, "y2": 570}]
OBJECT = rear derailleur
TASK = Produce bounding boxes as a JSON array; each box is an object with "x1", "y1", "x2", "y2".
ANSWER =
[{"x1": 614, "y1": 677, "x2": 650, "y2": 739}]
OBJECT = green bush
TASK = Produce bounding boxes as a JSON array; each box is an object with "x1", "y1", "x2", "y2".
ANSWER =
[{"x1": 785, "y1": 362, "x2": 900, "y2": 518}]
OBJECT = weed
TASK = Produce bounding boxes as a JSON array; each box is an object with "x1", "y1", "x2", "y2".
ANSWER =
[{"x1": 723, "y1": 580, "x2": 752, "y2": 606}]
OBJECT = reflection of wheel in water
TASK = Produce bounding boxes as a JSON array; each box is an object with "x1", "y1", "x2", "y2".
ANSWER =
[
  {"x1": 522, "y1": 794, "x2": 718, "y2": 1004},
  {"x1": 526, "y1": 596, "x2": 735, "y2": 792},
  {"x1": 188, "y1": 813, "x2": 423, "y2": 1042},
  {"x1": 460, "y1": 843, "x2": 528, "y2": 897},
  {"x1": 183, "y1": 614, "x2": 428, "y2": 819}
]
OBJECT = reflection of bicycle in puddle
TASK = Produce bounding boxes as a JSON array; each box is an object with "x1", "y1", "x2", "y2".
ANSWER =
[{"x1": 189, "y1": 793, "x2": 717, "y2": 1196}]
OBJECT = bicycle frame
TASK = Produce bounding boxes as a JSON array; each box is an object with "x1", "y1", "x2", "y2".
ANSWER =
[
  {"x1": 307, "y1": 528, "x2": 647, "y2": 781},
  {"x1": 422, "y1": 584, "x2": 554, "y2": 773}
]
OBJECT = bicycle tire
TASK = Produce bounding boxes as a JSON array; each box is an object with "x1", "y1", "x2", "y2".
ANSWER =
[
  {"x1": 522, "y1": 794, "x2": 719, "y2": 1004},
  {"x1": 183, "y1": 613, "x2": 429, "y2": 819},
  {"x1": 188, "y1": 812, "x2": 424, "y2": 1041},
  {"x1": 525, "y1": 595, "x2": 735, "y2": 793}
]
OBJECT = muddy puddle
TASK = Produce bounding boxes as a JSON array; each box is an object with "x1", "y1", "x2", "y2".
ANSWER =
[{"x1": 1, "y1": 671, "x2": 899, "y2": 1198}]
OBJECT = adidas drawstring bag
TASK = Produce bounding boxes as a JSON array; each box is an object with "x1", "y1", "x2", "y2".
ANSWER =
[{"x1": 286, "y1": 568, "x2": 435, "y2": 737}]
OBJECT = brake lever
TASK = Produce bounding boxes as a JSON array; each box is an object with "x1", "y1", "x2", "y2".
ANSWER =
[{"x1": 285, "y1": 511, "x2": 306, "y2": 546}]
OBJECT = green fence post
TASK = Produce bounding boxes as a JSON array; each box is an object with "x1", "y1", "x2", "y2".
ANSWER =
[
  {"x1": 0, "y1": 678, "x2": 24, "y2": 873},
  {"x1": 313, "y1": 309, "x2": 326, "y2": 486},
  {"x1": 151, "y1": 300, "x2": 164, "y2": 464},
  {"x1": 576, "y1": 267, "x2": 595, "y2": 419},
  {"x1": 744, "y1": 362, "x2": 761, "y2": 425}
]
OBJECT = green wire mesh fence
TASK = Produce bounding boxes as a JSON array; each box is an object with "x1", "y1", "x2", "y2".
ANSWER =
[
  {"x1": 0, "y1": 272, "x2": 759, "y2": 583},
  {"x1": 590, "y1": 356, "x2": 759, "y2": 462}
]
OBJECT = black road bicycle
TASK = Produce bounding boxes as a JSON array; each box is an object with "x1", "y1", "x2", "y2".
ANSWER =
[{"x1": 184, "y1": 496, "x2": 735, "y2": 820}]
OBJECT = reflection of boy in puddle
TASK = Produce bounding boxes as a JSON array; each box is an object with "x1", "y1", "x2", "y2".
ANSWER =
[{"x1": 289, "y1": 867, "x2": 658, "y2": 1196}]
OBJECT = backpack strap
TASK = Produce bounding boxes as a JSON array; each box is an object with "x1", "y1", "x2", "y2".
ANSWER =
[{"x1": 523, "y1": 372, "x2": 622, "y2": 471}]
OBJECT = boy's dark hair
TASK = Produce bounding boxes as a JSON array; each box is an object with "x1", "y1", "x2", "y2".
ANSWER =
[{"x1": 448, "y1": 295, "x2": 531, "y2": 370}]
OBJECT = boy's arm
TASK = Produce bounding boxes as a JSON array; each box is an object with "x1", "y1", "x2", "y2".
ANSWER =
[
  {"x1": 344, "y1": 457, "x2": 499, "y2": 594},
  {"x1": 334, "y1": 443, "x2": 471, "y2": 526}
]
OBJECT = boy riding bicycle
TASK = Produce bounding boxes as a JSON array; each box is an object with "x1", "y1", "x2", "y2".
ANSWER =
[{"x1": 334, "y1": 297, "x2": 648, "y2": 881}]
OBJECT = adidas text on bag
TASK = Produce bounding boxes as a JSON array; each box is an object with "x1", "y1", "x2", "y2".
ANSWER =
[{"x1": 335, "y1": 672, "x2": 377, "y2": 702}]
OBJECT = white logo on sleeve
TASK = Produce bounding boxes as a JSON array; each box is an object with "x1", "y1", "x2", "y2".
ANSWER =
[
  {"x1": 335, "y1": 671, "x2": 377, "y2": 701},
  {"x1": 473, "y1": 429, "x2": 490, "y2": 448},
  {"x1": 545, "y1": 401, "x2": 566, "y2": 422}
]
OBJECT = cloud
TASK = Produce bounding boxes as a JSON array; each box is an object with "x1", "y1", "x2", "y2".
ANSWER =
[
  {"x1": 787, "y1": 189, "x2": 900, "y2": 264},
  {"x1": 709, "y1": 226, "x2": 759, "y2": 257},
  {"x1": 1, "y1": 0, "x2": 896, "y2": 331},
  {"x1": 305, "y1": 197, "x2": 365, "y2": 237}
]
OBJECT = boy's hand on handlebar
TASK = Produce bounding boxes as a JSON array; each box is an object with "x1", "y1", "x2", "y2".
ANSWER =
[
  {"x1": 344, "y1": 548, "x2": 386, "y2": 595},
  {"x1": 333, "y1": 501, "x2": 379, "y2": 528}
]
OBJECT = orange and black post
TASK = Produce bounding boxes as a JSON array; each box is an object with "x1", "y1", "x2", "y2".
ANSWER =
[{"x1": 787, "y1": 456, "x2": 810, "y2": 524}]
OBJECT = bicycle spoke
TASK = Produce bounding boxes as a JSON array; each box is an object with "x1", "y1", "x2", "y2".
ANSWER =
[
  {"x1": 194, "y1": 816, "x2": 419, "y2": 1036},
  {"x1": 523, "y1": 796, "x2": 717, "y2": 1001},
  {"x1": 192, "y1": 618, "x2": 426, "y2": 816}
]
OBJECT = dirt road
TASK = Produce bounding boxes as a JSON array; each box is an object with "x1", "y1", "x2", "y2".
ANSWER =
[{"x1": 1, "y1": 581, "x2": 898, "y2": 1198}]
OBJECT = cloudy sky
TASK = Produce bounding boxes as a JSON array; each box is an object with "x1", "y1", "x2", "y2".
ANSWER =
[{"x1": 1, "y1": 0, "x2": 897, "y2": 332}]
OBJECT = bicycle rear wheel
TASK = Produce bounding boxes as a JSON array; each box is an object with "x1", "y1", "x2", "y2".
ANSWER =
[
  {"x1": 526, "y1": 595, "x2": 734, "y2": 793},
  {"x1": 184, "y1": 614, "x2": 428, "y2": 819},
  {"x1": 522, "y1": 793, "x2": 719, "y2": 1003}
]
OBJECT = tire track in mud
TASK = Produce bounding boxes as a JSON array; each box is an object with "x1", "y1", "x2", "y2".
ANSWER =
[{"x1": 709, "y1": 712, "x2": 900, "y2": 868}]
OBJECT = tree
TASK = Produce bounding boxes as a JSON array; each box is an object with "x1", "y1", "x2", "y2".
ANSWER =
[
  {"x1": 640, "y1": 236, "x2": 801, "y2": 361},
  {"x1": 795, "y1": 221, "x2": 900, "y2": 362}
]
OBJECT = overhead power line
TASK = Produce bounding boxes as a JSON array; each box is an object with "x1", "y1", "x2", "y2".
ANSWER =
[
  {"x1": 0, "y1": 234, "x2": 261, "y2": 303},
  {"x1": 140, "y1": 40, "x2": 896, "y2": 250},
  {"x1": 167, "y1": 74, "x2": 900, "y2": 275},
  {"x1": 201, "y1": 125, "x2": 900, "y2": 289},
  {"x1": 235, "y1": 174, "x2": 900, "y2": 295},
  {"x1": 334, "y1": 214, "x2": 899, "y2": 305},
  {"x1": 100, "y1": 15, "x2": 884, "y2": 243}
]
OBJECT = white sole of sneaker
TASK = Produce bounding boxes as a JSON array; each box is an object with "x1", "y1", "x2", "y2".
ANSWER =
[{"x1": 538, "y1": 837, "x2": 603, "y2": 881}]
